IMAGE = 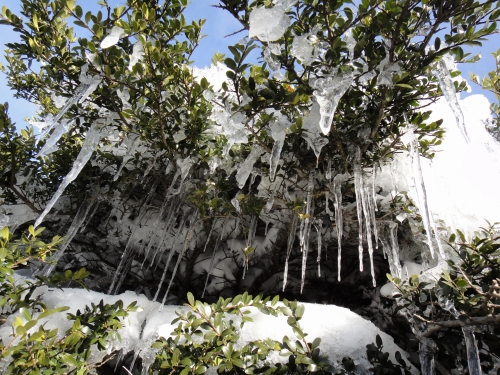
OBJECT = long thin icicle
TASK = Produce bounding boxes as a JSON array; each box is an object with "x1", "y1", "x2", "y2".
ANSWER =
[
  {"x1": 314, "y1": 219, "x2": 322, "y2": 277},
  {"x1": 441, "y1": 299, "x2": 482, "y2": 375},
  {"x1": 113, "y1": 134, "x2": 140, "y2": 181},
  {"x1": 236, "y1": 144, "x2": 263, "y2": 188},
  {"x1": 353, "y1": 147, "x2": 364, "y2": 271},
  {"x1": 409, "y1": 128, "x2": 435, "y2": 258},
  {"x1": 361, "y1": 181, "x2": 376, "y2": 287},
  {"x1": 37, "y1": 200, "x2": 96, "y2": 276},
  {"x1": 161, "y1": 210, "x2": 199, "y2": 307},
  {"x1": 141, "y1": 194, "x2": 171, "y2": 267},
  {"x1": 432, "y1": 55, "x2": 470, "y2": 142},
  {"x1": 202, "y1": 220, "x2": 227, "y2": 298},
  {"x1": 300, "y1": 172, "x2": 314, "y2": 293},
  {"x1": 269, "y1": 120, "x2": 288, "y2": 181},
  {"x1": 380, "y1": 221, "x2": 402, "y2": 278},
  {"x1": 333, "y1": 173, "x2": 350, "y2": 281},
  {"x1": 283, "y1": 213, "x2": 298, "y2": 291},
  {"x1": 35, "y1": 123, "x2": 102, "y2": 228},
  {"x1": 108, "y1": 180, "x2": 159, "y2": 294}
]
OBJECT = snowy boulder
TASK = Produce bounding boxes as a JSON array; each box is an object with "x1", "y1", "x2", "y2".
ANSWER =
[{"x1": 0, "y1": 277, "x2": 416, "y2": 374}]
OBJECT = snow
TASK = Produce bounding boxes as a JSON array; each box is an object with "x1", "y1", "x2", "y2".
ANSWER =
[{"x1": 1, "y1": 273, "x2": 417, "y2": 375}]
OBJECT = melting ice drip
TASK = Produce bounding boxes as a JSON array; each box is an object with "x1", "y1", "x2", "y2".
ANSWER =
[{"x1": 432, "y1": 54, "x2": 470, "y2": 143}]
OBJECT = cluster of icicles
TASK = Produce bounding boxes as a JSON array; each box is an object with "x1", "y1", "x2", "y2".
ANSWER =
[{"x1": 24, "y1": 12, "x2": 484, "y2": 375}]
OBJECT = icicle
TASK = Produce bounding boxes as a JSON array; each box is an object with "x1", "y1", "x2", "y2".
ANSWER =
[
  {"x1": 300, "y1": 172, "x2": 314, "y2": 293},
  {"x1": 36, "y1": 120, "x2": 73, "y2": 157},
  {"x1": 380, "y1": 221, "x2": 402, "y2": 278},
  {"x1": 361, "y1": 181, "x2": 376, "y2": 287},
  {"x1": 79, "y1": 199, "x2": 100, "y2": 233},
  {"x1": 153, "y1": 211, "x2": 188, "y2": 302},
  {"x1": 202, "y1": 220, "x2": 227, "y2": 298},
  {"x1": 371, "y1": 166, "x2": 378, "y2": 212},
  {"x1": 37, "y1": 200, "x2": 96, "y2": 276},
  {"x1": 441, "y1": 299, "x2": 482, "y2": 375},
  {"x1": 108, "y1": 180, "x2": 160, "y2": 294},
  {"x1": 344, "y1": 28, "x2": 356, "y2": 59},
  {"x1": 114, "y1": 349, "x2": 125, "y2": 372},
  {"x1": 236, "y1": 144, "x2": 263, "y2": 188},
  {"x1": 313, "y1": 70, "x2": 353, "y2": 135},
  {"x1": 160, "y1": 210, "x2": 199, "y2": 307},
  {"x1": 302, "y1": 102, "x2": 329, "y2": 160},
  {"x1": 432, "y1": 55, "x2": 470, "y2": 142},
  {"x1": 325, "y1": 191, "x2": 334, "y2": 219},
  {"x1": 419, "y1": 337, "x2": 436, "y2": 375},
  {"x1": 141, "y1": 194, "x2": 171, "y2": 267},
  {"x1": 366, "y1": 182, "x2": 379, "y2": 248},
  {"x1": 35, "y1": 123, "x2": 102, "y2": 228},
  {"x1": 113, "y1": 134, "x2": 140, "y2": 181},
  {"x1": 269, "y1": 119, "x2": 288, "y2": 181},
  {"x1": 353, "y1": 148, "x2": 365, "y2": 271},
  {"x1": 283, "y1": 213, "x2": 298, "y2": 291},
  {"x1": 430, "y1": 215, "x2": 445, "y2": 259},
  {"x1": 333, "y1": 173, "x2": 350, "y2": 281},
  {"x1": 409, "y1": 129, "x2": 435, "y2": 258},
  {"x1": 314, "y1": 219, "x2": 322, "y2": 277}
]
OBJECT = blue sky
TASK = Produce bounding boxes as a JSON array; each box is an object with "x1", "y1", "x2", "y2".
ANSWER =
[{"x1": 0, "y1": 0, "x2": 498, "y2": 128}]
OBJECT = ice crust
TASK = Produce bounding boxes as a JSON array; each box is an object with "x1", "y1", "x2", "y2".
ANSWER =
[{"x1": 248, "y1": 4, "x2": 291, "y2": 42}]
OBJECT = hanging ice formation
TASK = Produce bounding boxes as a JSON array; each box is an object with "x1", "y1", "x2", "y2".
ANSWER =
[
  {"x1": 34, "y1": 123, "x2": 103, "y2": 228},
  {"x1": 37, "y1": 200, "x2": 97, "y2": 277},
  {"x1": 408, "y1": 128, "x2": 442, "y2": 259},
  {"x1": 243, "y1": 215, "x2": 258, "y2": 280},
  {"x1": 141, "y1": 193, "x2": 171, "y2": 267},
  {"x1": 100, "y1": 26, "x2": 126, "y2": 49},
  {"x1": 236, "y1": 144, "x2": 264, "y2": 188},
  {"x1": 301, "y1": 102, "x2": 329, "y2": 163},
  {"x1": 313, "y1": 70, "x2": 353, "y2": 135},
  {"x1": 248, "y1": 0, "x2": 297, "y2": 42},
  {"x1": 283, "y1": 212, "x2": 298, "y2": 291},
  {"x1": 36, "y1": 65, "x2": 102, "y2": 154},
  {"x1": 213, "y1": 109, "x2": 249, "y2": 156},
  {"x1": 314, "y1": 219, "x2": 322, "y2": 277},
  {"x1": 419, "y1": 337, "x2": 437, "y2": 375},
  {"x1": 441, "y1": 299, "x2": 482, "y2": 375},
  {"x1": 269, "y1": 118, "x2": 289, "y2": 181},
  {"x1": 108, "y1": 180, "x2": 160, "y2": 294},
  {"x1": 353, "y1": 149, "x2": 379, "y2": 285},
  {"x1": 379, "y1": 221, "x2": 402, "y2": 278},
  {"x1": 202, "y1": 220, "x2": 227, "y2": 298},
  {"x1": 160, "y1": 209, "x2": 199, "y2": 307},
  {"x1": 343, "y1": 28, "x2": 356, "y2": 60},
  {"x1": 114, "y1": 134, "x2": 140, "y2": 181},
  {"x1": 432, "y1": 54, "x2": 470, "y2": 142},
  {"x1": 263, "y1": 44, "x2": 284, "y2": 80},
  {"x1": 299, "y1": 173, "x2": 315, "y2": 293},
  {"x1": 332, "y1": 173, "x2": 350, "y2": 281},
  {"x1": 168, "y1": 157, "x2": 194, "y2": 195}
]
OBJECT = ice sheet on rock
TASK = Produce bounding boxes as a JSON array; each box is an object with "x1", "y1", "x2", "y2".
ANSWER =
[
  {"x1": 432, "y1": 55, "x2": 469, "y2": 142},
  {"x1": 35, "y1": 124, "x2": 103, "y2": 228},
  {"x1": 129, "y1": 41, "x2": 144, "y2": 71},
  {"x1": 408, "y1": 128, "x2": 435, "y2": 259},
  {"x1": 100, "y1": 26, "x2": 126, "y2": 49},
  {"x1": 236, "y1": 144, "x2": 264, "y2": 188},
  {"x1": 332, "y1": 173, "x2": 350, "y2": 281},
  {"x1": 283, "y1": 213, "x2": 298, "y2": 291},
  {"x1": 248, "y1": 4, "x2": 291, "y2": 42},
  {"x1": 313, "y1": 70, "x2": 353, "y2": 135},
  {"x1": 114, "y1": 134, "x2": 140, "y2": 181}
]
